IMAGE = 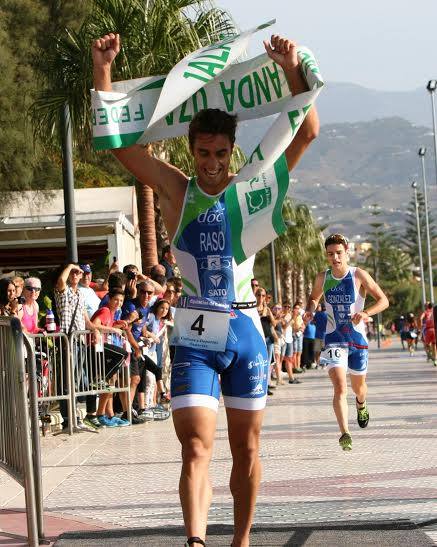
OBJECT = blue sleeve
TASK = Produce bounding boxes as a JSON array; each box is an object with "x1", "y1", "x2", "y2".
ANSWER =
[{"x1": 121, "y1": 299, "x2": 136, "y2": 319}]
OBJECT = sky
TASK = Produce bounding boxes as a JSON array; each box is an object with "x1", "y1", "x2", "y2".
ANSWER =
[{"x1": 216, "y1": 0, "x2": 437, "y2": 91}]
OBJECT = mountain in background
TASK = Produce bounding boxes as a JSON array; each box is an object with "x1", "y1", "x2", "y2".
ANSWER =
[
  {"x1": 236, "y1": 113, "x2": 437, "y2": 238},
  {"x1": 315, "y1": 82, "x2": 430, "y2": 127}
]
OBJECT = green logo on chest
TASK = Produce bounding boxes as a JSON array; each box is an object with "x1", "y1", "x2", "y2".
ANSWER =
[{"x1": 245, "y1": 188, "x2": 272, "y2": 214}]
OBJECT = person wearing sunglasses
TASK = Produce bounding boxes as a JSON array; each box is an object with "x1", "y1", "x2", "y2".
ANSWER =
[
  {"x1": 305, "y1": 234, "x2": 388, "y2": 452},
  {"x1": 21, "y1": 277, "x2": 42, "y2": 334}
]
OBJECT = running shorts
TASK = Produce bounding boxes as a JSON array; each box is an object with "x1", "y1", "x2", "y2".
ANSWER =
[
  {"x1": 171, "y1": 307, "x2": 269, "y2": 412},
  {"x1": 320, "y1": 343, "x2": 368, "y2": 375}
]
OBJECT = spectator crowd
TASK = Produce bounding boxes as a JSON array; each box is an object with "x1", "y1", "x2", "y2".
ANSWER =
[
  {"x1": 1, "y1": 257, "x2": 436, "y2": 432},
  {"x1": 0, "y1": 247, "x2": 182, "y2": 431}
]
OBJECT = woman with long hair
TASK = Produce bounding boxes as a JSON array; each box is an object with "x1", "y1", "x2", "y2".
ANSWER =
[{"x1": 0, "y1": 278, "x2": 21, "y2": 317}]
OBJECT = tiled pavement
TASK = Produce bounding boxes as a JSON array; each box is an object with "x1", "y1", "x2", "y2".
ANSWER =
[{"x1": 1, "y1": 338, "x2": 437, "y2": 545}]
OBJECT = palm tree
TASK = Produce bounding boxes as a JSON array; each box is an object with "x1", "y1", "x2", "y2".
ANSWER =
[
  {"x1": 274, "y1": 198, "x2": 325, "y2": 303},
  {"x1": 30, "y1": 0, "x2": 237, "y2": 270}
]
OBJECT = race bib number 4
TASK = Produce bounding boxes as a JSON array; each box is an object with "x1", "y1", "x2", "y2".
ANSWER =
[
  {"x1": 320, "y1": 345, "x2": 348, "y2": 368},
  {"x1": 170, "y1": 296, "x2": 230, "y2": 352}
]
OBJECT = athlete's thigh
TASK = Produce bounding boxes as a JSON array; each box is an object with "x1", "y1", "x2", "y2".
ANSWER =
[
  {"x1": 220, "y1": 309, "x2": 269, "y2": 410},
  {"x1": 226, "y1": 406, "x2": 264, "y2": 454},
  {"x1": 173, "y1": 406, "x2": 217, "y2": 451},
  {"x1": 348, "y1": 346, "x2": 368, "y2": 376},
  {"x1": 171, "y1": 346, "x2": 220, "y2": 411},
  {"x1": 328, "y1": 364, "x2": 347, "y2": 391}
]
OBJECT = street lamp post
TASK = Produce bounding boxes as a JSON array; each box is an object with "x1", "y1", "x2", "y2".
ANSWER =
[
  {"x1": 411, "y1": 181, "x2": 427, "y2": 307},
  {"x1": 418, "y1": 147, "x2": 434, "y2": 303},
  {"x1": 426, "y1": 80, "x2": 437, "y2": 188},
  {"x1": 60, "y1": 103, "x2": 78, "y2": 263}
]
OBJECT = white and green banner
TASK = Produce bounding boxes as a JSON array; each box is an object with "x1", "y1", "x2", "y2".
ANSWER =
[{"x1": 91, "y1": 21, "x2": 324, "y2": 264}]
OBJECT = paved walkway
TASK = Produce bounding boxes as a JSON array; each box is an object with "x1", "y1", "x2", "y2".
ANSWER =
[{"x1": 1, "y1": 338, "x2": 437, "y2": 545}]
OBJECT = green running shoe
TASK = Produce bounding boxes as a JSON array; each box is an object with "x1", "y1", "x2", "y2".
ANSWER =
[
  {"x1": 357, "y1": 402, "x2": 369, "y2": 428},
  {"x1": 339, "y1": 432, "x2": 352, "y2": 451}
]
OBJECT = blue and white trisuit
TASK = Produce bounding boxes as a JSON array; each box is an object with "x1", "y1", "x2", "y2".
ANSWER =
[
  {"x1": 320, "y1": 267, "x2": 369, "y2": 375},
  {"x1": 170, "y1": 176, "x2": 271, "y2": 412}
]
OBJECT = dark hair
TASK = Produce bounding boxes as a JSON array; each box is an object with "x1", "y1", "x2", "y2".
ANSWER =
[
  {"x1": 161, "y1": 245, "x2": 171, "y2": 260},
  {"x1": 188, "y1": 109, "x2": 237, "y2": 149},
  {"x1": 122, "y1": 264, "x2": 138, "y2": 274},
  {"x1": 167, "y1": 276, "x2": 182, "y2": 290},
  {"x1": 150, "y1": 298, "x2": 172, "y2": 321},
  {"x1": 426, "y1": 302, "x2": 433, "y2": 310},
  {"x1": 108, "y1": 272, "x2": 127, "y2": 290},
  {"x1": 325, "y1": 233, "x2": 349, "y2": 250},
  {"x1": 0, "y1": 278, "x2": 14, "y2": 306},
  {"x1": 108, "y1": 288, "x2": 125, "y2": 300},
  {"x1": 152, "y1": 273, "x2": 166, "y2": 286}
]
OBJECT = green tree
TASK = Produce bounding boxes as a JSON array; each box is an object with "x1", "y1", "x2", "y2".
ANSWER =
[
  {"x1": 0, "y1": 0, "x2": 91, "y2": 214},
  {"x1": 260, "y1": 199, "x2": 325, "y2": 303},
  {"x1": 401, "y1": 191, "x2": 437, "y2": 285},
  {"x1": 30, "y1": 0, "x2": 236, "y2": 269}
]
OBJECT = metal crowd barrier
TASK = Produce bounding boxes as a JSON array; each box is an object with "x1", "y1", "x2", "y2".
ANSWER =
[
  {"x1": 70, "y1": 330, "x2": 132, "y2": 427},
  {"x1": 27, "y1": 332, "x2": 73, "y2": 436},
  {"x1": 0, "y1": 317, "x2": 41, "y2": 546}
]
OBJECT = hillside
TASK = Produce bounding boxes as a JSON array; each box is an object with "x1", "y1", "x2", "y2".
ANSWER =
[{"x1": 237, "y1": 116, "x2": 437, "y2": 237}]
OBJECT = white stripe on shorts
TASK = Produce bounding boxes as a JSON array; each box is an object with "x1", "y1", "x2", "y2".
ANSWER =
[
  {"x1": 223, "y1": 395, "x2": 267, "y2": 411},
  {"x1": 171, "y1": 394, "x2": 219, "y2": 412}
]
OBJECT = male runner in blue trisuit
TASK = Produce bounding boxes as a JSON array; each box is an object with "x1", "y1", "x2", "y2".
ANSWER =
[
  {"x1": 92, "y1": 32, "x2": 319, "y2": 547},
  {"x1": 305, "y1": 234, "x2": 389, "y2": 451}
]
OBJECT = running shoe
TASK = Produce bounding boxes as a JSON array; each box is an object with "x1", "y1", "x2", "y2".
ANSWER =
[
  {"x1": 97, "y1": 415, "x2": 118, "y2": 428},
  {"x1": 83, "y1": 415, "x2": 104, "y2": 429},
  {"x1": 356, "y1": 402, "x2": 370, "y2": 428},
  {"x1": 288, "y1": 378, "x2": 302, "y2": 384},
  {"x1": 111, "y1": 416, "x2": 130, "y2": 427},
  {"x1": 122, "y1": 409, "x2": 147, "y2": 425},
  {"x1": 339, "y1": 432, "x2": 352, "y2": 451},
  {"x1": 139, "y1": 408, "x2": 155, "y2": 421},
  {"x1": 151, "y1": 405, "x2": 171, "y2": 421},
  {"x1": 76, "y1": 420, "x2": 98, "y2": 433}
]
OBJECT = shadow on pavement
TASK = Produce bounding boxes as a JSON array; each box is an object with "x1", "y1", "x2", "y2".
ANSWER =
[{"x1": 54, "y1": 519, "x2": 434, "y2": 546}]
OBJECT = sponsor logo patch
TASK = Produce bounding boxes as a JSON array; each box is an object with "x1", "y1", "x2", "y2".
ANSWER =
[{"x1": 245, "y1": 187, "x2": 272, "y2": 215}]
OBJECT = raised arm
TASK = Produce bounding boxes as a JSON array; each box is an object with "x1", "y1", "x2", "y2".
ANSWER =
[
  {"x1": 264, "y1": 35, "x2": 319, "y2": 172},
  {"x1": 92, "y1": 33, "x2": 187, "y2": 194}
]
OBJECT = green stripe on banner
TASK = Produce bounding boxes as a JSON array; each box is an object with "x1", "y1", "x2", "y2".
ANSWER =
[
  {"x1": 138, "y1": 78, "x2": 166, "y2": 91},
  {"x1": 181, "y1": 276, "x2": 198, "y2": 296},
  {"x1": 225, "y1": 184, "x2": 246, "y2": 264},
  {"x1": 93, "y1": 131, "x2": 144, "y2": 151},
  {"x1": 272, "y1": 153, "x2": 290, "y2": 236}
]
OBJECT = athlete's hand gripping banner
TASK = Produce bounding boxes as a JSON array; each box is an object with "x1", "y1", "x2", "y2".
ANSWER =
[{"x1": 91, "y1": 21, "x2": 324, "y2": 264}]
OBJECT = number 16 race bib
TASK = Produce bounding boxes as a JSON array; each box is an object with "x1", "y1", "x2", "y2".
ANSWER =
[
  {"x1": 170, "y1": 296, "x2": 231, "y2": 352},
  {"x1": 320, "y1": 345, "x2": 348, "y2": 368}
]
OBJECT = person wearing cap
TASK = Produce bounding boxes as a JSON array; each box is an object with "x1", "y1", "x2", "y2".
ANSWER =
[
  {"x1": 79, "y1": 264, "x2": 101, "y2": 318},
  {"x1": 21, "y1": 277, "x2": 42, "y2": 334}
]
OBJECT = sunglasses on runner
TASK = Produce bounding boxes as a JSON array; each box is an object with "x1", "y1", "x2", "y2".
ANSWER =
[
  {"x1": 140, "y1": 290, "x2": 154, "y2": 295},
  {"x1": 25, "y1": 286, "x2": 40, "y2": 292}
]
